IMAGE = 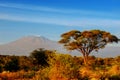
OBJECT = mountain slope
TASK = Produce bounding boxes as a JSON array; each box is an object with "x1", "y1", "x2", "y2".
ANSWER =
[
  {"x1": 0, "y1": 36, "x2": 119, "y2": 57},
  {"x1": 0, "y1": 36, "x2": 64, "y2": 56}
]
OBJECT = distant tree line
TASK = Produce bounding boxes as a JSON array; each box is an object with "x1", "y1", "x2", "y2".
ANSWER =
[{"x1": 0, "y1": 48, "x2": 120, "y2": 79}]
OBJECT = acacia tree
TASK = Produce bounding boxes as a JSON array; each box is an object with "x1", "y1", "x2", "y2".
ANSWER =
[{"x1": 59, "y1": 30, "x2": 118, "y2": 64}]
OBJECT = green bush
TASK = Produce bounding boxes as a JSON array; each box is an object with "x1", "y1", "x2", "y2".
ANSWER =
[{"x1": 4, "y1": 56, "x2": 19, "y2": 71}]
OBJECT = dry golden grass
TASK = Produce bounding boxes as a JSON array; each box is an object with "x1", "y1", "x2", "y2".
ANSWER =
[
  {"x1": 107, "y1": 65, "x2": 120, "y2": 77},
  {"x1": 0, "y1": 70, "x2": 36, "y2": 80}
]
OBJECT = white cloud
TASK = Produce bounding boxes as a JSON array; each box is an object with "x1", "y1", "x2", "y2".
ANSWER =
[
  {"x1": 0, "y1": 3, "x2": 62, "y2": 13},
  {"x1": 115, "y1": 33, "x2": 120, "y2": 38},
  {"x1": 0, "y1": 2, "x2": 119, "y2": 18},
  {"x1": 1, "y1": 3, "x2": 120, "y2": 27},
  {"x1": 0, "y1": 13, "x2": 120, "y2": 28},
  {"x1": 0, "y1": 3, "x2": 120, "y2": 28}
]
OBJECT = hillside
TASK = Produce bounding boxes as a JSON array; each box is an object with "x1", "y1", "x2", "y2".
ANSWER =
[
  {"x1": 0, "y1": 36, "x2": 119, "y2": 57},
  {"x1": 0, "y1": 36, "x2": 64, "y2": 56}
]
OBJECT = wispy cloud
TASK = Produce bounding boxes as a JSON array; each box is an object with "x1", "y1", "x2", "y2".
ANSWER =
[
  {"x1": 0, "y1": 13, "x2": 70, "y2": 26},
  {"x1": 0, "y1": 2, "x2": 120, "y2": 31},
  {"x1": 0, "y1": 3, "x2": 62, "y2": 13},
  {"x1": 0, "y1": 2, "x2": 119, "y2": 18},
  {"x1": 0, "y1": 13, "x2": 120, "y2": 28},
  {"x1": 0, "y1": 2, "x2": 120, "y2": 45}
]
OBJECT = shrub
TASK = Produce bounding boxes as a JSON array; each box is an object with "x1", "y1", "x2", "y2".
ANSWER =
[
  {"x1": 4, "y1": 56, "x2": 19, "y2": 71},
  {"x1": 30, "y1": 48, "x2": 49, "y2": 67}
]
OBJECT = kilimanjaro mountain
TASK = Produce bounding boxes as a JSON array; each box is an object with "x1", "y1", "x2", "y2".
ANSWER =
[
  {"x1": 0, "y1": 36, "x2": 119, "y2": 57},
  {"x1": 0, "y1": 36, "x2": 65, "y2": 56}
]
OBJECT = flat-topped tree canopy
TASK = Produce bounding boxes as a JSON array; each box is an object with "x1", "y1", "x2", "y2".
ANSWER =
[{"x1": 59, "y1": 30, "x2": 118, "y2": 64}]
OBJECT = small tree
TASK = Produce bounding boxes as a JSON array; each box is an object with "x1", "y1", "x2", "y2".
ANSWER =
[
  {"x1": 59, "y1": 30, "x2": 118, "y2": 64},
  {"x1": 30, "y1": 48, "x2": 49, "y2": 67}
]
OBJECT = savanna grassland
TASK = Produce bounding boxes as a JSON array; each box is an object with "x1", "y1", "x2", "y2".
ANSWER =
[
  {"x1": 0, "y1": 49, "x2": 120, "y2": 80},
  {"x1": 0, "y1": 30, "x2": 120, "y2": 80}
]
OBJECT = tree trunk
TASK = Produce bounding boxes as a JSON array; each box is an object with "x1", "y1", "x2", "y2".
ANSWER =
[
  {"x1": 79, "y1": 49, "x2": 89, "y2": 65},
  {"x1": 83, "y1": 53, "x2": 89, "y2": 65}
]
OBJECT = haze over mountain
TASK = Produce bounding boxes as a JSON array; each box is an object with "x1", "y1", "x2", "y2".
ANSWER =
[
  {"x1": 0, "y1": 36, "x2": 119, "y2": 57},
  {"x1": 0, "y1": 36, "x2": 65, "y2": 56}
]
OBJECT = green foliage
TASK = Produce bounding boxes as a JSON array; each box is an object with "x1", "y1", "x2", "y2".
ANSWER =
[
  {"x1": 19, "y1": 56, "x2": 33, "y2": 71},
  {"x1": 30, "y1": 48, "x2": 49, "y2": 67},
  {"x1": 4, "y1": 56, "x2": 19, "y2": 71}
]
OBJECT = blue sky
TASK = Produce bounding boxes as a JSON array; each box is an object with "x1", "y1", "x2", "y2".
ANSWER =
[{"x1": 0, "y1": 0, "x2": 120, "y2": 44}]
